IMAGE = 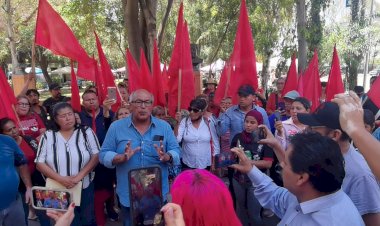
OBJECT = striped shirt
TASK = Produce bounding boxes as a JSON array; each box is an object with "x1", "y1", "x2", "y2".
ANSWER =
[{"x1": 35, "y1": 127, "x2": 100, "y2": 188}]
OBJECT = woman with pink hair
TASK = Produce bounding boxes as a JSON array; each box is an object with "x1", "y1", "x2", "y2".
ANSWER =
[{"x1": 171, "y1": 169, "x2": 241, "y2": 226}]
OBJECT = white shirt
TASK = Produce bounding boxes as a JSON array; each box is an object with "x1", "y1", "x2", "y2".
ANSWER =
[
  {"x1": 35, "y1": 127, "x2": 100, "y2": 188},
  {"x1": 177, "y1": 117, "x2": 220, "y2": 169}
]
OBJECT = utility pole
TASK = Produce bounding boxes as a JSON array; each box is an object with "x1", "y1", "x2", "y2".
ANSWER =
[{"x1": 363, "y1": 0, "x2": 374, "y2": 91}]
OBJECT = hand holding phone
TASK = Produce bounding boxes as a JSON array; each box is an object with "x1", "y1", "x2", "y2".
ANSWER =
[
  {"x1": 274, "y1": 111, "x2": 282, "y2": 122},
  {"x1": 129, "y1": 166, "x2": 164, "y2": 226},
  {"x1": 107, "y1": 87, "x2": 117, "y2": 100},
  {"x1": 215, "y1": 152, "x2": 238, "y2": 168},
  {"x1": 31, "y1": 187, "x2": 72, "y2": 211}
]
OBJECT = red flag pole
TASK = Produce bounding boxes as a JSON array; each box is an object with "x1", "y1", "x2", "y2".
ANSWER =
[
  {"x1": 178, "y1": 69, "x2": 182, "y2": 112},
  {"x1": 12, "y1": 105, "x2": 25, "y2": 135}
]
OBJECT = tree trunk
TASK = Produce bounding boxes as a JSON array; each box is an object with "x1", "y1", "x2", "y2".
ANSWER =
[
  {"x1": 4, "y1": 0, "x2": 22, "y2": 75},
  {"x1": 157, "y1": 0, "x2": 173, "y2": 51},
  {"x1": 296, "y1": 0, "x2": 307, "y2": 74},
  {"x1": 36, "y1": 47, "x2": 53, "y2": 85},
  {"x1": 124, "y1": 0, "x2": 143, "y2": 64},
  {"x1": 261, "y1": 53, "x2": 272, "y2": 93},
  {"x1": 139, "y1": 0, "x2": 157, "y2": 70}
]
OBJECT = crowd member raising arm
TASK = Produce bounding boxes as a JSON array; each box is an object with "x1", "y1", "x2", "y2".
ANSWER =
[{"x1": 333, "y1": 91, "x2": 380, "y2": 181}]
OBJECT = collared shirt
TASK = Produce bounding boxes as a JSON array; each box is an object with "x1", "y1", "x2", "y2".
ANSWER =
[
  {"x1": 99, "y1": 115, "x2": 180, "y2": 207},
  {"x1": 343, "y1": 145, "x2": 380, "y2": 215},
  {"x1": 217, "y1": 105, "x2": 270, "y2": 144},
  {"x1": 79, "y1": 107, "x2": 114, "y2": 145},
  {"x1": 35, "y1": 127, "x2": 100, "y2": 188},
  {"x1": 247, "y1": 167, "x2": 364, "y2": 226},
  {"x1": 177, "y1": 117, "x2": 220, "y2": 169}
]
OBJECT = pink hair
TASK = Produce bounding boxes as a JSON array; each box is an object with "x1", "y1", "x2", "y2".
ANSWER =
[{"x1": 171, "y1": 169, "x2": 242, "y2": 226}]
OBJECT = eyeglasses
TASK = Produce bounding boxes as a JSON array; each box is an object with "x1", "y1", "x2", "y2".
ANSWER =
[
  {"x1": 132, "y1": 100, "x2": 153, "y2": 107},
  {"x1": 17, "y1": 102, "x2": 30, "y2": 107},
  {"x1": 188, "y1": 107, "x2": 202, "y2": 113}
]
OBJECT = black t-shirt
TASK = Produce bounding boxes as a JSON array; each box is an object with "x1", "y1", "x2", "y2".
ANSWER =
[
  {"x1": 231, "y1": 133, "x2": 274, "y2": 185},
  {"x1": 42, "y1": 96, "x2": 66, "y2": 117}
]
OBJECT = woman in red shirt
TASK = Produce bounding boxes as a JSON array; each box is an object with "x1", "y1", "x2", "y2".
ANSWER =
[{"x1": 15, "y1": 96, "x2": 46, "y2": 141}]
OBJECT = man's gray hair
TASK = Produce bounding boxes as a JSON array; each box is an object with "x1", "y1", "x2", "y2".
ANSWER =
[{"x1": 129, "y1": 89, "x2": 154, "y2": 103}]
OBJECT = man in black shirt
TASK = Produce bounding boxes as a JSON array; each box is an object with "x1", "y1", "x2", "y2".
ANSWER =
[{"x1": 42, "y1": 83, "x2": 65, "y2": 117}]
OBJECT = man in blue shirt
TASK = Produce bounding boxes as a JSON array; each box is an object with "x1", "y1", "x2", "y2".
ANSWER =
[
  {"x1": 99, "y1": 89, "x2": 180, "y2": 226},
  {"x1": 298, "y1": 102, "x2": 380, "y2": 226},
  {"x1": 231, "y1": 132, "x2": 364, "y2": 226},
  {"x1": 0, "y1": 134, "x2": 32, "y2": 226},
  {"x1": 217, "y1": 84, "x2": 270, "y2": 144}
]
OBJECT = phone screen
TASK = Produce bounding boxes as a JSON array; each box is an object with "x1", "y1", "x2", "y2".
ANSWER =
[
  {"x1": 274, "y1": 111, "x2": 282, "y2": 121},
  {"x1": 32, "y1": 187, "x2": 71, "y2": 211},
  {"x1": 215, "y1": 152, "x2": 237, "y2": 168},
  {"x1": 107, "y1": 87, "x2": 117, "y2": 100},
  {"x1": 129, "y1": 166, "x2": 164, "y2": 226},
  {"x1": 258, "y1": 127, "x2": 266, "y2": 140}
]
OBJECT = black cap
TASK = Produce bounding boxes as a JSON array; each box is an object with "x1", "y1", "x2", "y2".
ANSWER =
[
  {"x1": 238, "y1": 84, "x2": 255, "y2": 97},
  {"x1": 49, "y1": 83, "x2": 62, "y2": 90},
  {"x1": 297, "y1": 102, "x2": 342, "y2": 130},
  {"x1": 353, "y1": 86, "x2": 364, "y2": 95}
]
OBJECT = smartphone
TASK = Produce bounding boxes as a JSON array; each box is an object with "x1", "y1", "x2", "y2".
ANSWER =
[
  {"x1": 107, "y1": 87, "x2": 117, "y2": 100},
  {"x1": 129, "y1": 166, "x2": 164, "y2": 226},
  {"x1": 215, "y1": 152, "x2": 238, "y2": 168},
  {"x1": 31, "y1": 187, "x2": 72, "y2": 211},
  {"x1": 258, "y1": 127, "x2": 266, "y2": 140},
  {"x1": 274, "y1": 111, "x2": 282, "y2": 122}
]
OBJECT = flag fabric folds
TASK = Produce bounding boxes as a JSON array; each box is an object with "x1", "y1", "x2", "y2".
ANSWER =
[
  {"x1": 282, "y1": 54, "x2": 298, "y2": 96},
  {"x1": 139, "y1": 49, "x2": 154, "y2": 92},
  {"x1": 167, "y1": 3, "x2": 195, "y2": 116},
  {"x1": 95, "y1": 32, "x2": 121, "y2": 111},
  {"x1": 0, "y1": 68, "x2": 18, "y2": 122},
  {"x1": 126, "y1": 49, "x2": 141, "y2": 94},
  {"x1": 301, "y1": 50, "x2": 321, "y2": 111},
  {"x1": 368, "y1": 76, "x2": 380, "y2": 109},
  {"x1": 215, "y1": 0, "x2": 258, "y2": 104},
  {"x1": 70, "y1": 61, "x2": 81, "y2": 112},
  {"x1": 325, "y1": 46, "x2": 345, "y2": 101},
  {"x1": 35, "y1": 0, "x2": 94, "y2": 81}
]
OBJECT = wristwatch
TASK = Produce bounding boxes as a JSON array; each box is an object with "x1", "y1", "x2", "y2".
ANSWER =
[{"x1": 167, "y1": 153, "x2": 173, "y2": 164}]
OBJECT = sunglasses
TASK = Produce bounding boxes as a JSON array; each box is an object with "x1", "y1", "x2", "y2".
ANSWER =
[{"x1": 188, "y1": 107, "x2": 202, "y2": 113}]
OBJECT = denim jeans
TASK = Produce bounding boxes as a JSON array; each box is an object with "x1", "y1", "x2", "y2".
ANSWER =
[
  {"x1": 0, "y1": 194, "x2": 26, "y2": 226},
  {"x1": 121, "y1": 205, "x2": 131, "y2": 226},
  {"x1": 233, "y1": 179, "x2": 264, "y2": 226}
]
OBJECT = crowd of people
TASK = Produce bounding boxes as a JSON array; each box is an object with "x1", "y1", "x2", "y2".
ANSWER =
[{"x1": 1, "y1": 75, "x2": 380, "y2": 226}]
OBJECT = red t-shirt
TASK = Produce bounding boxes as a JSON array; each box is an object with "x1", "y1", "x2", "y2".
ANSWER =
[
  {"x1": 18, "y1": 113, "x2": 46, "y2": 139},
  {"x1": 19, "y1": 138, "x2": 36, "y2": 174}
]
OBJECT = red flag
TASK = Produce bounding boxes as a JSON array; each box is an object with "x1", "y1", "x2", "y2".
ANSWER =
[
  {"x1": 325, "y1": 46, "x2": 344, "y2": 101},
  {"x1": 0, "y1": 68, "x2": 18, "y2": 122},
  {"x1": 368, "y1": 76, "x2": 380, "y2": 108},
  {"x1": 282, "y1": 54, "x2": 298, "y2": 96},
  {"x1": 302, "y1": 50, "x2": 321, "y2": 111},
  {"x1": 167, "y1": 4, "x2": 195, "y2": 116},
  {"x1": 139, "y1": 49, "x2": 154, "y2": 92},
  {"x1": 227, "y1": 0, "x2": 258, "y2": 104},
  {"x1": 70, "y1": 61, "x2": 81, "y2": 112},
  {"x1": 214, "y1": 59, "x2": 231, "y2": 104},
  {"x1": 126, "y1": 49, "x2": 141, "y2": 93},
  {"x1": 152, "y1": 41, "x2": 166, "y2": 106},
  {"x1": 95, "y1": 32, "x2": 121, "y2": 111},
  {"x1": 35, "y1": 0, "x2": 94, "y2": 81}
]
